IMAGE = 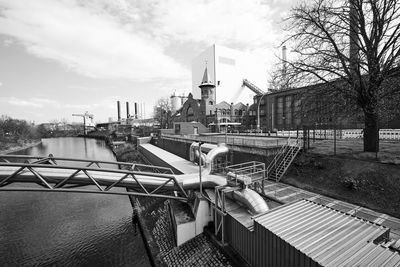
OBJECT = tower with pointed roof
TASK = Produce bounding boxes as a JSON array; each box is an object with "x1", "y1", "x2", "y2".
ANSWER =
[{"x1": 199, "y1": 65, "x2": 216, "y2": 125}]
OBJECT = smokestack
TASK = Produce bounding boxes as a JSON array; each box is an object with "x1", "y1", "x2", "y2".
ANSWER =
[
  {"x1": 134, "y1": 102, "x2": 138, "y2": 119},
  {"x1": 282, "y1": 45, "x2": 287, "y2": 75},
  {"x1": 126, "y1": 102, "x2": 130, "y2": 119},
  {"x1": 117, "y1": 101, "x2": 121, "y2": 121}
]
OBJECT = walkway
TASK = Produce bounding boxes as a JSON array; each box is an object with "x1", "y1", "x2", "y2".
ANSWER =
[
  {"x1": 261, "y1": 180, "x2": 400, "y2": 249},
  {"x1": 139, "y1": 143, "x2": 198, "y2": 174}
]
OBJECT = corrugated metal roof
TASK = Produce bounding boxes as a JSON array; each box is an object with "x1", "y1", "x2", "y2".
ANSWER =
[{"x1": 255, "y1": 199, "x2": 400, "y2": 267}]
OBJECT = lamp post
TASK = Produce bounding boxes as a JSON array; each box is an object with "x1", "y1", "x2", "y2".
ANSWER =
[
  {"x1": 257, "y1": 92, "x2": 269, "y2": 132},
  {"x1": 198, "y1": 142, "x2": 204, "y2": 196}
]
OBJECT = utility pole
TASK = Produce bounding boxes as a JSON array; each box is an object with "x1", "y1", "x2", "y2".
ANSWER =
[{"x1": 72, "y1": 111, "x2": 93, "y2": 135}]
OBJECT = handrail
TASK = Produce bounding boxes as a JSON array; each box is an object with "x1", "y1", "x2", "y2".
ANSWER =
[
  {"x1": 266, "y1": 136, "x2": 291, "y2": 175},
  {"x1": 265, "y1": 136, "x2": 302, "y2": 182}
]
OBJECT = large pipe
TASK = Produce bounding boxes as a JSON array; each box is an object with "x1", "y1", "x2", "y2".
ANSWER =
[
  {"x1": 134, "y1": 102, "x2": 138, "y2": 119},
  {"x1": 126, "y1": 102, "x2": 130, "y2": 119},
  {"x1": 117, "y1": 101, "x2": 121, "y2": 121}
]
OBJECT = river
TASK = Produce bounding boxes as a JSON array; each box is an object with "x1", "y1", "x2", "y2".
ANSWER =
[{"x1": 0, "y1": 137, "x2": 151, "y2": 267}]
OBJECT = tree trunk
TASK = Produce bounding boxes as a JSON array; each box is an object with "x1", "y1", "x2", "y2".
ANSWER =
[{"x1": 363, "y1": 111, "x2": 379, "y2": 152}]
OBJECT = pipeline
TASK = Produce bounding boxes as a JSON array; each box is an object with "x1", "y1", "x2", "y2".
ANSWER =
[
  {"x1": 189, "y1": 142, "x2": 206, "y2": 165},
  {"x1": 186, "y1": 142, "x2": 268, "y2": 213},
  {"x1": 0, "y1": 143, "x2": 269, "y2": 213}
]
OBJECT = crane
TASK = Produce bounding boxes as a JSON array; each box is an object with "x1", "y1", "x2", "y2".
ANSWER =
[
  {"x1": 72, "y1": 111, "x2": 93, "y2": 135},
  {"x1": 242, "y1": 79, "x2": 266, "y2": 96}
]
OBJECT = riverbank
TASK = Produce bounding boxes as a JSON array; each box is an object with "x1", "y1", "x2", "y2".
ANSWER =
[{"x1": 0, "y1": 139, "x2": 42, "y2": 154}]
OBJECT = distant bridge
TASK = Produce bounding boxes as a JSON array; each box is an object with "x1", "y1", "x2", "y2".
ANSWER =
[{"x1": 0, "y1": 154, "x2": 188, "y2": 201}]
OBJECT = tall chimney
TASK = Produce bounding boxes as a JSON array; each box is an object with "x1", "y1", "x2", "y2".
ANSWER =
[
  {"x1": 282, "y1": 45, "x2": 287, "y2": 76},
  {"x1": 126, "y1": 102, "x2": 130, "y2": 119},
  {"x1": 134, "y1": 102, "x2": 138, "y2": 119},
  {"x1": 117, "y1": 101, "x2": 121, "y2": 121}
]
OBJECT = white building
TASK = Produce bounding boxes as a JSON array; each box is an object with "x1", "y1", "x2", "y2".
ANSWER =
[{"x1": 191, "y1": 44, "x2": 268, "y2": 105}]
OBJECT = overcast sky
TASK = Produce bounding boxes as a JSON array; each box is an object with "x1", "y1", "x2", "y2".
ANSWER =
[{"x1": 0, "y1": 0, "x2": 296, "y2": 124}]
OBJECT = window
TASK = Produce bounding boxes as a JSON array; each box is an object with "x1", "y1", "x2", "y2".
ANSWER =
[
  {"x1": 234, "y1": 109, "x2": 238, "y2": 115},
  {"x1": 187, "y1": 106, "x2": 194, "y2": 121},
  {"x1": 209, "y1": 101, "x2": 213, "y2": 105},
  {"x1": 285, "y1": 95, "x2": 292, "y2": 128},
  {"x1": 219, "y1": 56, "x2": 236, "y2": 65},
  {"x1": 210, "y1": 110, "x2": 213, "y2": 115},
  {"x1": 277, "y1": 97, "x2": 283, "y2": 126},
  {"x1": 239, "y1": 110, "x2": 243, "y2": 116}
]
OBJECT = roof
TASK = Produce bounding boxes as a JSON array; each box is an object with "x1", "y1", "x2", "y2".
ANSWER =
[
  {"x1": 232, "y1": 102, "x2": 247, "y2": 109},
  {"x1": 199, "y1": 66, "x2": 215, "y2": 88},
  {"x1": 255, "y1": 199, "x2": 400, "y2": 267},
  {"x1": 215, "y1": 101, "x2": 230, "y2": 109}
]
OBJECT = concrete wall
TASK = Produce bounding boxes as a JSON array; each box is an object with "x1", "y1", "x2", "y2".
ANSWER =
[
  {"x1": 157, "y1": 137, "x2": 279, "y2": 169},
  {"x1": 174, "y1": 122, "x2": 209, "y2": 135},
  {"x1": 157, "y1": 138, "x2": 191, "y2": 160}
]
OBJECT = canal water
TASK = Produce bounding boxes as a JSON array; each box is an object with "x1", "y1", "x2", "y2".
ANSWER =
[{"x1": 0, "y1": 137, "x2": 151, "y2": 267}]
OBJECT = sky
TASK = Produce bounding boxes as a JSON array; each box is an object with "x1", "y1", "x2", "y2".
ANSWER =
[{"x1": 0, "y1": 0, "x2": 297, "y2": 124}]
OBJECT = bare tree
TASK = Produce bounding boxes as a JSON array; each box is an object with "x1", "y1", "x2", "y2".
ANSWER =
[
  {"x1": 153, "y1": 97, "x2": 172, "y2": 129},
  {"x1": 283, "y1": 0, "x2": 400, "y2": 152}
]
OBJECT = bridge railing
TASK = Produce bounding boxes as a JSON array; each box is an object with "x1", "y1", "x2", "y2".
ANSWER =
[{"x1": 0, "y1": 155, "x2": 187, "y2": 201}]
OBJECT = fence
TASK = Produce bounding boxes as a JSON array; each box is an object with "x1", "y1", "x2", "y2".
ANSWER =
[{"x1": 276, "y1": 128, "x2": 400, "y2": 140}]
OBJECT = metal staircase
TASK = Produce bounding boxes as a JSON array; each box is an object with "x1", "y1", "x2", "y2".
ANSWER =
[{"x1": 266, "y1": 137, "x2": 301, "y2": 182}]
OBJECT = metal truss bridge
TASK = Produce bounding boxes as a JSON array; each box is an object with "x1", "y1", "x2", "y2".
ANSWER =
[{"x1": 0, "y1": 154, "x2": 188, "y2": 201}]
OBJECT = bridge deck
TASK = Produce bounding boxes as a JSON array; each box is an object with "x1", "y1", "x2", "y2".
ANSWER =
[{"x1": 139, "y1": 143, "x2": 198, "y2": 174}]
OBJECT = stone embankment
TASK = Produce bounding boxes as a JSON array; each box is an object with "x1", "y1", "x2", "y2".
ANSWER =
[{"x1": 131, "y1": 196, "x2": 236, "y2": 267}]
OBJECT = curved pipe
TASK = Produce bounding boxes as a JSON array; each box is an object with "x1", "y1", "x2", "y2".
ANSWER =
[
  {"x1": 203, "y1": 143, "x2": 229, "y2": 175},
  {"x1": 194, "y1": 149, "x2": 206, "y2": 166},
  {"x1": 231, "y1": 188, "x2": 269, "y2": 214}
]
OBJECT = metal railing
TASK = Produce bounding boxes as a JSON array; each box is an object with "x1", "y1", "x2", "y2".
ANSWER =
[{"x1": 0, "y1": 154, "x2": 188, "y2": 201}]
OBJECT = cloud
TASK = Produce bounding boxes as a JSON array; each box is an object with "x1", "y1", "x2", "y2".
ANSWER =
[
  {"x1": 0, "y1": 96, "x2": 93, "y2": 109},
  {"x1": 0, "y1": 97, "x2": 43, "y2": 108},
  {"x1": 152, "y1": 0, "x2": 283, "y2": 47},
  {"x1": 0, "y1": 0, "x2": 189, "y2": 81}
]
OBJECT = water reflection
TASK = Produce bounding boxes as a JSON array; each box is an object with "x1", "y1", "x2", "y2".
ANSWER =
[{"x1": 1, "y1": 137, "x2": 151, "y2": 266}]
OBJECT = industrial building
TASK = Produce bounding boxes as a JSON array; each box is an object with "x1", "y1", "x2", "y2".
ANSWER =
[{"x1": 171, "y1": 45, "x2": 269, "y2": 132}]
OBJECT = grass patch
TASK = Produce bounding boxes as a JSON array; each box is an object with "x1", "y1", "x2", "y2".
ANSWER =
[{"x1": 284, "y1": 153, "x2": 400, "y2": 218}]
